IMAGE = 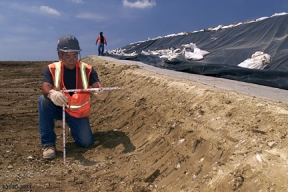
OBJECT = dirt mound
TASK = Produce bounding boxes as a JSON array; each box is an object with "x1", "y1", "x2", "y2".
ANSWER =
[{"x1": 1, "y1": 57, "x2": 288, "y2": 191}]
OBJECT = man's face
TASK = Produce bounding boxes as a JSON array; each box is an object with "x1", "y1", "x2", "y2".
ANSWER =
[{"x1": 59, "y1": 51, "x2": 78, "y2": 68}]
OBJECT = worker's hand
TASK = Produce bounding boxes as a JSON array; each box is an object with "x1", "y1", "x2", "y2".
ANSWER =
[
  {"x1": 93, "y1": 90, "x2": 109, "y2": 101},
  {"x1": 47, "y1": 89, "x2": 68, "y2": 106}
]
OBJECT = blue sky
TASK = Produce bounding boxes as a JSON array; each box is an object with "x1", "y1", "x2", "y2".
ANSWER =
[{"x1": 0, "y1": 0, "x2": 287, "y2": 61}]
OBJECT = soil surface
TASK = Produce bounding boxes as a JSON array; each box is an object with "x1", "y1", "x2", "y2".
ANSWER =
[{"x1": 1, "y1": 56, "x2": 288, "y2": 192}]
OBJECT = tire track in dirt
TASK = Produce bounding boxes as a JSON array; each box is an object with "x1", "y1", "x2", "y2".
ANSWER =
[{"x1": 87, "y1": 56, "x2": 288, "y2": 191}]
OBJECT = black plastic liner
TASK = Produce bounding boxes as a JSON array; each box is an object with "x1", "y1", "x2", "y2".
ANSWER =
[{"x1": 108, "y1": 14, "x2": 288, "y2": 90}]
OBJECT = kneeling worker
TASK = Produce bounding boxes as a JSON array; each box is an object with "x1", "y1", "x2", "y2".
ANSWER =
[{"x1": 38, "y1": 34, "x2": 108, "y2": 159}]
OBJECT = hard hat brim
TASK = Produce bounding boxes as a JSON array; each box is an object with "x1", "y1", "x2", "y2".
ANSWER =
[{"x1": 57, "y1": 49, "x2": 82, "y2": 53}]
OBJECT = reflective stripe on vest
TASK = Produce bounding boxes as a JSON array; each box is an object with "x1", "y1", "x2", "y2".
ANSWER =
[
  {"x1": 80, "y1": 62, "x2": 88, "y2": 89},
  {"x1": 68, "y1": 98, "x2": 90, "y2": 110},
  {"x1": 54, "y1": 62, "x2": 61, "y2": 91},
  {"x1": 54, "y1": 62, "x2": 89, "y2": 91}
]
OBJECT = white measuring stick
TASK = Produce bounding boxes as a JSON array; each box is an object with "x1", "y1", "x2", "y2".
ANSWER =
[
  {"x1": 62, "y1": 89, "x2": 66, "y2": 165},
  {"x1": 62, "y1": 87, "x2": 123, "y2": 93}
]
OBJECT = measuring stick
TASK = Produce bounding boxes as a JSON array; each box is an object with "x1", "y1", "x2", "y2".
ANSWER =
[
  {"x1": 62, "y1": 103, "x2": 66, "y2": 165},
  {"x1": 62, "y1": 88, "x2": 66, "y2": 165},
  {"x1": 62, "y1": 87, "x2": 123, "y2": 93},
  {"x1": 61, "y1": 86, "x2": 123, "y2": 165}
]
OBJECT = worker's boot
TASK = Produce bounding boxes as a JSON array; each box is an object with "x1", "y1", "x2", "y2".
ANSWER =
[{"x1": 43, "y1": 145, "x2": 56, "y2": 159}]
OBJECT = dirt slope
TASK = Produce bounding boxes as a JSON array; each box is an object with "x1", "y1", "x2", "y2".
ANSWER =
[{"x1": 1, "y1": 56, "x2": 288, "y2": 192}]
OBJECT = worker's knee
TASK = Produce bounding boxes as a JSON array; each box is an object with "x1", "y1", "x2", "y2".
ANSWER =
[{"x1": 76, "y1": 138, "x2": 94, "y2": 148}]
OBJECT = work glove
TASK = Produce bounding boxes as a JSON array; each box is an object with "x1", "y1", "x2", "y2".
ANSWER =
[
  {"x1": 47, "y1": 89, "x2": 68, "y2": 106},
  {"x1": 93, "y1": 90, "x2": 109, "y2": 101}
]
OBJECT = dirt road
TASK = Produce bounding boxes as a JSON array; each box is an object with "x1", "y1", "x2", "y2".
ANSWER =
[{"x1": 1, "y1": 56, "x2": 288, "y2": 191}]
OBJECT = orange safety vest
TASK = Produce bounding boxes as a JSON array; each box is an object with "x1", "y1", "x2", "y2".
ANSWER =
[
  {"x1": 96, "y1": 35, "x2": 107, "y2": 45},
  {"x1": 48, "y1": 61, "x2": 92, "y2": 118}
]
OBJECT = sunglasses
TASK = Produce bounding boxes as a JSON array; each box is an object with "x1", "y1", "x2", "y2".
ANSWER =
[{"x1": 61, "y1": 53, "x2": 78, "y2": 59}]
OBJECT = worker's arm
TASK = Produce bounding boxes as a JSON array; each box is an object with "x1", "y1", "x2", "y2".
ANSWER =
[{"x1": 42, "y1": 82, "x2": 53, "y2": 97}]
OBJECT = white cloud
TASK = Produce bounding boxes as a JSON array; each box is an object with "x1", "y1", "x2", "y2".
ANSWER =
[
  {"x1": 10, "y1": 4, "x2": 60, "y2": 16},
  {"x1": 68, "y1": 0, "x2": 84, "y2": 3},
  {"x1": 76, "y1": 12, "x2": 106, "y2": 20},
  {"x1": 123, "y1": 0, "x2": 156, "y2": 8},
  {"x1": 40, "y1": 6, "x2": 61, "y2": 16}
]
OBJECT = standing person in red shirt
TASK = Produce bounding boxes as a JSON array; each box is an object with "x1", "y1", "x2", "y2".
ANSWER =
[{"x1": 96, "y1": 32, "x2": 107, "y2": 56}]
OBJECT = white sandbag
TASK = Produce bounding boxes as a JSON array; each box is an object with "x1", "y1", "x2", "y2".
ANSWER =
[
  {"x1": 182, "y1": 43, "x2": 210, "y2": 60},
  {"x1": 141, "y1": 50, "x2": 150, "y2": 55},
  {"x1": 120, "y1": 42, "x2": 210, "y2": 62},
  {"x1": 167, "y1": 53, "x2": 186, "y2": 62},
  {"x1": 194, "y1": 47, "x2": 210, "y2": 57},
  {"x1": 238, "y1": 51, "x2": 271, "y2": 70},
  {"x1": 184, "y1": 50, "x2": 204, "y2": 60}
]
